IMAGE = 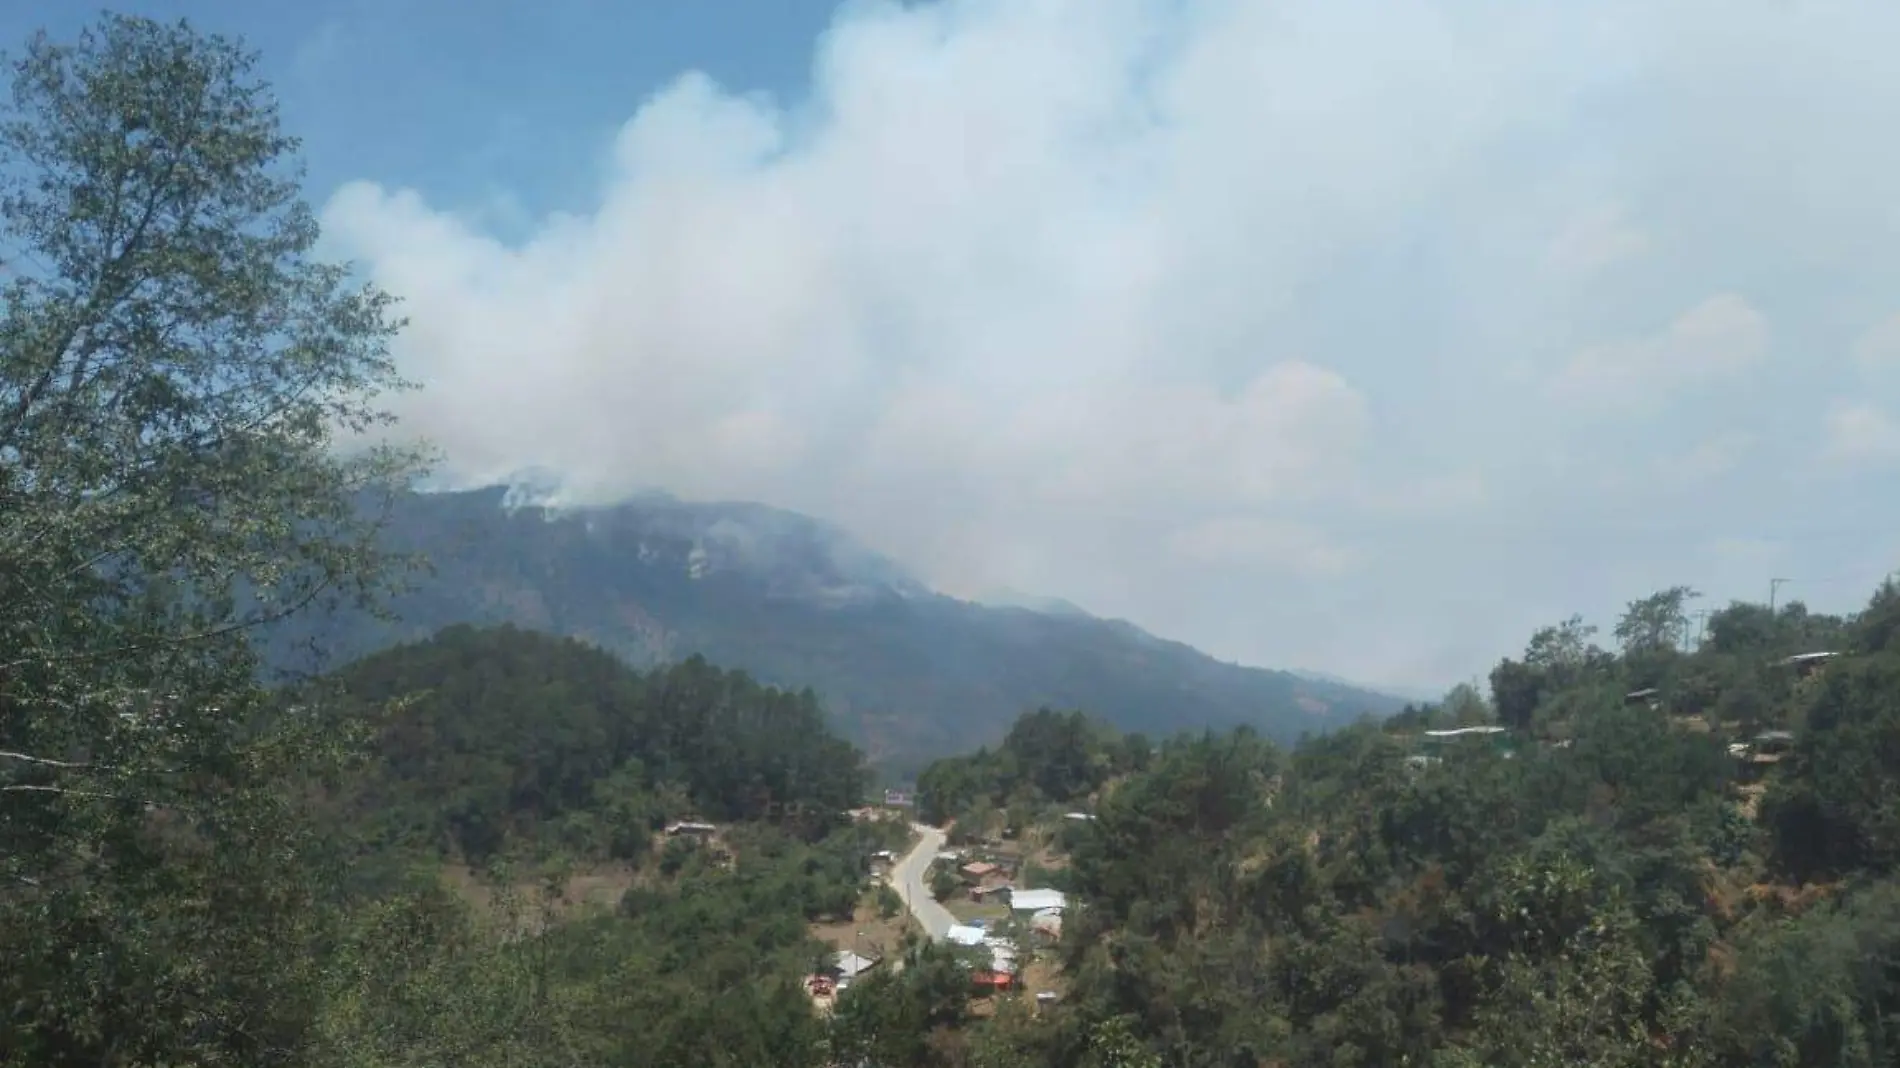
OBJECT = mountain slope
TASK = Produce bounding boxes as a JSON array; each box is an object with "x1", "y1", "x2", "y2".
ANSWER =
[{"x1": 268, "y1": 486, "x2": 1406, "y2": 769}]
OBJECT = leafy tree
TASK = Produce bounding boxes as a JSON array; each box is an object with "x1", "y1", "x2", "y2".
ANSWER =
[
  {"x1": 1855, "y1": 578, "x2": 1900, "y2": 655},
  {"x1": 1704, "y1": 602, "x2": 1777, "y2": 655},
  {"x1": 1698, "y1": 882, "x2": 1900, "y2": 1068},
  {"x1": 828, "y1": 943, "x2": 980, "y2": 1067},
  {"x1": 916, "y1": 707, "x2": 1147, "y2": 828},
  {"x1": 1615, "y1": 585, "x2": 1700, "y2": 655},
  {"x1": 1489, "y1": 657, "x2": 1545, "y2": 730},
  {"x1": 1526, "y1": 614, "x2": 1602, "y2": 674},
  {"x1": 0, "y1": 14, "x2": 423, "y2": 1065},
  {"x1": 1762, "y1": 652, "x2": 1900, "y2": 879},
  {"x1": 1440, "y1": 682, "x2": 1493, "y2": 726}
]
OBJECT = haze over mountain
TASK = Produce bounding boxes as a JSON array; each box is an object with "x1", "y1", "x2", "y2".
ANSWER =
[
  {"x1": 190, "y1": 0, "x2": 1900, "y2": 692},
  {"x1": 270, "y1": 486, "x2": 1407, "y2": 769}
]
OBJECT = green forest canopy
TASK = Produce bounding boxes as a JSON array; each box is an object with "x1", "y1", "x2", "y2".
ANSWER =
[
  {"x1": 321, "y1": 624, "x2": 869, "y2": 864},
  {"x1": 882, "y1": 578, "x2": 1900, "y2": 1067}
]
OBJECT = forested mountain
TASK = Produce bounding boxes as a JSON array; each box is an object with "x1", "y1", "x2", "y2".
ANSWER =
[
  {"x1": 316, "y1": 625, "x2": 868, "y2": 863},
  {"x1": 265, "y1": 485, "x2": 1405, "y2": 768}
]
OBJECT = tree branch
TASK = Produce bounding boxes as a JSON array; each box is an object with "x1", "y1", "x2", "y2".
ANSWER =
[
  {"x1": 0, "y1": 749, "x2": 89, "y2": 768},
  {"x1": 2, "y1": 783, "x2": 149, "y2": 803},
  {"x1": 0, "y1": 569, "x2": 337, "y2": 674}
]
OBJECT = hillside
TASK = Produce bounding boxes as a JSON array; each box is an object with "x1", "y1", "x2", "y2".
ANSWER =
[
  {"x1": 294, "y1": 625, "x2": 907, "y2": 1066},
  {"x1": 267, "y1": 486, "x2": 1406, "y2": 768},
  {"x1": 314, "y1": 624, "x2": 869, "y2": 864},
  {"x1": 877, "y1": 579, "x2": 1900, "y2": 1066}
]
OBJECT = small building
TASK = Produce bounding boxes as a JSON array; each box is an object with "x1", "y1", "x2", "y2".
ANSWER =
[
  {"x1": 1063, "y1": 812, "x2": 1096, "y2": 822},
  {"x1": 971, "y1": 882, "x2": 1013, "y2": 903},
  {"x1": 832, "y1": 950, "x2": 880, "y2": 981},
  {"x1": 1010, "y1": 888, "x2": 1067, "y2": 913},
  {"x1": 946, "y1": 924, "x2": 988, "y2": 947},
  {"x1": 1623, "y1": 688, "x2": 1661, "y2": 708},
  {"x1": 1754, "y1": 729, "x2": 1796, "y2": 753},
  {"x1": 960, "y1": 861, "x2": 1001, "y2": 884},
  {"x1": 883, "y1": 788, "x2": 913, "y2": 807},
  {"x1": 1779, "y1": 651, "x2": 1840, "y2": 678},
  {"x1": 971, "y1": 968, "x2": 1014, "y2": 990},
  {"x1": 1729, "y1": 732, "x2": 1795, "y2": 783},
  {"x1": 1419, "y1": 726, "x2": 1512, "y2": 756},
  {"x1": 664, "y1": 820, "x2": 717, "y2": 837},
  {"x1": 1733, "y1": 747, "x2": 1784, "y2": 784}
]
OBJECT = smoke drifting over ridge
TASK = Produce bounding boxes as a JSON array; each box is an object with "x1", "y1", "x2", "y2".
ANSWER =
[{"x1": 322, "y1": 0, "x2": 1900, "y2": 689}]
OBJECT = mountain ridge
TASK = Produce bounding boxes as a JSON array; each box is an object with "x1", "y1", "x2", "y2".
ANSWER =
[{"x1": 268, "y1": 485, "x2": 1408, "y2": 769}]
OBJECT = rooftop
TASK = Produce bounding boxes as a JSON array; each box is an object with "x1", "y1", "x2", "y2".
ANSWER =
[
  {"x1": 833, "y1": 950, "x2": 879, "y2": 979},
  {"x1": 1010, "y1": 888, "x2": 1067, "y2": 912}
]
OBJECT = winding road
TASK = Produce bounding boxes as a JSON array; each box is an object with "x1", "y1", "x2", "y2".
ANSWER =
[{"x1": 889, "y1": 822, "x2": 955, "y2": 941}]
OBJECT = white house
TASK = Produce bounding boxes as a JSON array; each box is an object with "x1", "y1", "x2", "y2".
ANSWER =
[
  {"x1": 945, "y1": 924, "x2": 987, "y2": 946},
  {"x1": 1010, "y1": 888, "x2": 1067, "y2": 913}
]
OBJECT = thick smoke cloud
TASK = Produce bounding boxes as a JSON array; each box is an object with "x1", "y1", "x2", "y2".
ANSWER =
[{"x1": 323, "y1": 0, "x2": 1900, "y2": 689}]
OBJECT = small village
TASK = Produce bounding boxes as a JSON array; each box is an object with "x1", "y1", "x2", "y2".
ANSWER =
[
  {"x1": 1395, "y1": 647, "x2": 1839, "y2": 795},
  {"x1": 798, "y1": 794, "x2": 1086, "y2": 1015}
]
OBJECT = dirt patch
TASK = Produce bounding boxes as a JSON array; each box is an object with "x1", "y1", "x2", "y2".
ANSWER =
[
  {"x1": 1735, "y1": 782, "x2": 1767, "y2": 820},
  {"x1": 440, "y1": 862, "x2": 639, "y2": 935},
  {"x1": 1022, "y1": 840, "x2": 1071, "y2": 875},
  {"x1": 1021, "y1": 955, "x2": 1066, "y2": 1000},
  {"x1": 1742, "y1": 879, "x2": 1841, "y2": 916},
  {"x1": 808, "y1": 892, "x2": 913, "y2": 966}
]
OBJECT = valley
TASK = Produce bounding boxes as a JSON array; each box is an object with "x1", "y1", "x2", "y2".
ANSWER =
[{"x1": 8, "y1": 10, "x2": 1900, "y2": 1068}]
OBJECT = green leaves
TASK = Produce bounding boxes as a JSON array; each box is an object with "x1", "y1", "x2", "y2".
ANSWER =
[{"x1": 0, "y1": 14, "x2": 426, "y2": 1065}]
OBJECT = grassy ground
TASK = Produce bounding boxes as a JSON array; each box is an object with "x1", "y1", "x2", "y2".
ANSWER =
[{"x1": 945, "y1": 897, "x2": 1012, "y2": 926}]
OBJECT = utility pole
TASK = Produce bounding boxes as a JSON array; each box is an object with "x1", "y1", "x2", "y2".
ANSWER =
[
  {"x1": 1690, "y1": 609, "x2": 1710, "y2": 649},
  {"x1": 1770, "y1": 577, "x2": 1790, "y2": 614}
]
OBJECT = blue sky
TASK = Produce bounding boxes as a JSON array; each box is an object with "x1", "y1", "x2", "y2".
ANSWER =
[
  {"x1": 12, "y1": 1, "x2": 1900, "y2": 692},
  {"x1": 7, "y1": 0, "x2": 840, "y2": 221}
]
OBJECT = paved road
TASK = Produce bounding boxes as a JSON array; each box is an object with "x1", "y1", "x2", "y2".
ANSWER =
[{"x1": 889, "y1": 822, "x2": 955, "y2": 941}]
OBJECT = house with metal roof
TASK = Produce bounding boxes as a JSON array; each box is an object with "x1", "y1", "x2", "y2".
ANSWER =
[
  {"x1": 1010, "y1": 888, "x2": 1067, "y2": 913},
  {"x1": 1419, "y1": 725, "x2": 1514, "y2": 756}
]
